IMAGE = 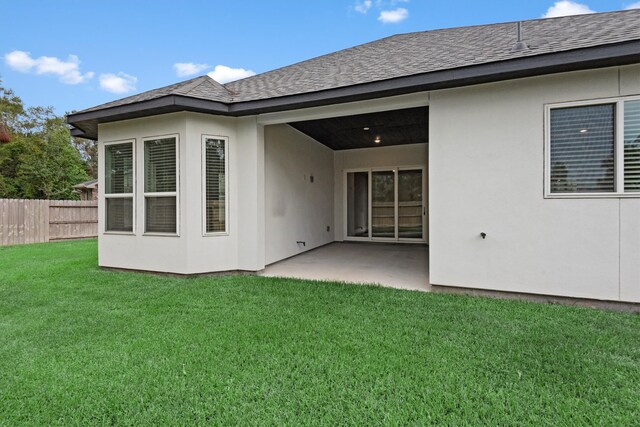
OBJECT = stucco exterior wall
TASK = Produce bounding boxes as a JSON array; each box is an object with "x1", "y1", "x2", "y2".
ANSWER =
[
  {"x1": 184, "y1": 113, "x2": 239, "y2": 274},
  {"x1": 98, "y1": 112, "x2": 266, "y2": 274},
  {"x1": 98, "y1": 113, "x2": 188, "y2": 273},
  {"x1": 429, "y1": 65, "x2": 640, "y2": 302},
  {"x1": 333, "y1": 144, "x2": 429, "y2": 242},
  {"x1": 95, "y1": 64, "x2": 640, "y2": 303},
  {"x1": 264, "y1": 124, "x2": 334, "y2": 265}
]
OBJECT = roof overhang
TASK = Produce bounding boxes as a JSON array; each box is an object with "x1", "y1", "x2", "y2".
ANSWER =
[{"x1": 68, "y1": 40, "x2": 640, "y2": 140}]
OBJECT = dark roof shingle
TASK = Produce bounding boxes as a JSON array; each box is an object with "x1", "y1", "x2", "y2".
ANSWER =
[
  {"x1": 225, "y1": 9, "x2": 640, "y2": 102},
  {"x1": 72, "y1": 9, "x2": 640, "y2": 116},
  {"x1": 80, "y1": 75, "x2": 234, "y2": 113}
]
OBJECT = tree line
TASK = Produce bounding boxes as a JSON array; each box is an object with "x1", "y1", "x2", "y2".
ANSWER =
[{"x1": 0, "y1": 79, "x2": 96, "y2": 200}]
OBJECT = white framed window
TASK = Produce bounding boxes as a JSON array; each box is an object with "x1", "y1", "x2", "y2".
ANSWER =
[
  {"x1": 143, "y1": 134, "x2": 179, "y2": 234},
  {"x1": 202, "y1": 135, "x2": 229, "y2": 235},
  {"x1": 104, "y1": 139, "x2": 135, "y2": 233},
  {"x1": 545, "y1": 95, "x2": 640, "y2": 197}
]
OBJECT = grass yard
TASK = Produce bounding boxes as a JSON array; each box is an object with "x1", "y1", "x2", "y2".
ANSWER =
[{"x1": 0, "y1": 240, "x2": 639, "y2": 425}]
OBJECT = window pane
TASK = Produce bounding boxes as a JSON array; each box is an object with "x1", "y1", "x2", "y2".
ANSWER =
[
  {"x1": 105, "y1": 143, "x2": 133, "y2": 194},
  {"x1": 145, "y1": 196, "x2": 176, "y2": 233},
  {"x1": 145, "y1": 138, "x2": 176, "y2": 193},
  {"x1": 398, "y1": 169, "x2": 422, "y2": 239},
  {"x1": 624, "y1": 100, "x2": 640, "y2": 192},
  {"x1": 372, "y1": 171, "x2": 395, "y2": 238},
  {"x1": 347, "y1": 172, "x2": 368, "y2": 237},
  {"x1": 205, "y1": 138, "x2": 226, "y2": 233},
  {"x1": 106, "y1": 198, "x2": 133, "y2": 232},
  {"x1": 550, "y1": 104, "x2": 615, "y2": 193}
]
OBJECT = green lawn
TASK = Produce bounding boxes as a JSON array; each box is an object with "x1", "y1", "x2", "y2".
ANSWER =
[{"x1": 0, "y1": 240, "x2": 639, "y2": 425}]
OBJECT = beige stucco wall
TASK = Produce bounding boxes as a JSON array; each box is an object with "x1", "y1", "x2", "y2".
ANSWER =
[
  {"x1": 95, "y1": 65, "x2": 640, "y2": 303},
  {"x1": 429, "y1": 65, "x2": 640, "y2": 302},
  {"x1": 333, "y1": 144, "x2": 429, "y2": 242},
  {"x1": 98, "y1": 112, "x2": 266, "y2": 274},
  {"x1": 264, "y1": 124, "x2": 334, "y2": 265}
]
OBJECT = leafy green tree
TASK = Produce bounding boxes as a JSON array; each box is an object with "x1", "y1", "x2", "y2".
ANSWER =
[
  {"x1": 0, "y1": 79, "x2": 90, "y2": 199},
  {"x1": 0, "y1": 82, "x2": 24, "y2": 133},
  {"x1": 71, "y1": 135, "x2": 98, "y2": 179}
]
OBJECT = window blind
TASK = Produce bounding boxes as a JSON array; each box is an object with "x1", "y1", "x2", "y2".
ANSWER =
[
  {"x1": 205, "y1": 138, "x2": 226, "y2": 233},
  {"x1": 145, "y1": 138, "x2": 176, "y2": 193},
  {"x1": 145, "y1": 197, "x2": 176, "y2": 233},
  {"x1": 105, "y1": 143, "x2": 133, "y2": 194},
  {"x1": 106, "y1": 198, "x2": 133, "y2": 232},
  {"x1": 624, "y1": 100, "x2": 640, "y2": 192},
  {"x1": 550, "y1": 104, "x2": 615, "y2": 193}
]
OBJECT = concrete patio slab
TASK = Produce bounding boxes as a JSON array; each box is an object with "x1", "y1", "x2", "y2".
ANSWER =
[{"x1": 261, "y1": 242, "x2": 430, "y2": 291}]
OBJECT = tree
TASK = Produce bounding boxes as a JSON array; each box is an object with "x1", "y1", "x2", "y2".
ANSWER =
[
  {"x1": 71, "y1": 135, "x2": 97, "y2": 179},
  {"x1": 0, "y1": 79, "x2": 90, "y2": 199},
  {"x1": 0, "y1": 81, "x2": 24, "y2": 135}
]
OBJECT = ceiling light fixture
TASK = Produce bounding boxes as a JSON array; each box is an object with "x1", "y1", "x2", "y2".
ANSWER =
[
  {"x1": 374, "y1": 136, "x2": 381, "y2": 144},
  {"x1": 363, "y1": 127, "x2": 370, "y2": 131}
]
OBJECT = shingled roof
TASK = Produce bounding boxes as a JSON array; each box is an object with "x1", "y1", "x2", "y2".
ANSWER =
[
  {"x1": 79, "y1": 75, "x2": 234, "y2": 113},
  {"x1": 68, "y1": 9, "x2": 640, "y2": 139},
  {"x1": 225, "y1": 9, "x2": 640, "y2": 102}
]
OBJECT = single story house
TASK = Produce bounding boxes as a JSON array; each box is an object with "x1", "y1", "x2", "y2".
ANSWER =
[
  {"x1": 73, "y1": 179, "x2": 98, "y2": 201},
  {"x1": 68, "y1": 9, "x2": 640, "y2": 304}
]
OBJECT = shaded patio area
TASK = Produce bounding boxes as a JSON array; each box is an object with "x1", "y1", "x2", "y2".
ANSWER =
[{"x1": 261, "y1": 242, "x2": 429, "y2": 291}]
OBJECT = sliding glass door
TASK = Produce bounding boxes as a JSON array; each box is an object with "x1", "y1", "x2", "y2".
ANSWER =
[
  {"x1": 345, "y1": 167, "x2": 425, "y2": 242},
  {"x1": 372, "y1": 171, "x2": 395, "y2": 238}
]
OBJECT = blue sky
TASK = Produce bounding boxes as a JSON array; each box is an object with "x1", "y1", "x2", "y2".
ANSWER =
[{"x1": 1, "y1": 0, "x2": 638, "y2": 115}]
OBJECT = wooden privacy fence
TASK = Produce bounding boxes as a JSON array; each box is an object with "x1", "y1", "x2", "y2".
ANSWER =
[{"x1": 0, "y1": 199, "x2": 98, "y2": 246}]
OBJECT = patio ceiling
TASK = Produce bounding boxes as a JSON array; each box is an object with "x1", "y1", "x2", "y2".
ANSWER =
[{"x1": 288, "y1": 106, "x2": 428, "y2": 150}]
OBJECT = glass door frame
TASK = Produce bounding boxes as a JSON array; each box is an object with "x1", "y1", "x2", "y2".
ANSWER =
[{"x1": 343, "y1": 165, "x2": 426, "y2": 243}]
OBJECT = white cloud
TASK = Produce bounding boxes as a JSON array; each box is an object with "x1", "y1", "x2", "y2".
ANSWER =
[
  {"x1": 354, "y1": 0, "x2": 372, "y2": 13},
  {"x1": 4, "y1": 51, "x2": 35, "y2": 72},
  {"x1": 99, "y1": 72, "x2": 137, "y2": 94},
  {"x1": 542, "y1": 1, "x2": 595, "y2": 18},
  {"x1": 4, "y1": 50, "x2": 94, "y2": 84},
  {"x1": 378, "y1": 7, "x2": 408, "y2": 23},
  {"x1": 173, "y1": 62, "x2": 209, "y2": 77},
  {"x1": 624, "y1": 2, "x2": 640, "y2": 9},
  {"x1": 207, "y1": 65, "x2": 256, "y2": 83}
]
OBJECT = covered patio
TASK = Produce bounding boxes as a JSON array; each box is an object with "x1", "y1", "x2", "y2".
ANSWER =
[{"x1": 261, "y1": 242, "x2": 430, "y2": 291}]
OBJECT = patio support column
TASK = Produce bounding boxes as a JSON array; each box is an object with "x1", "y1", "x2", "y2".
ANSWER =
[{"x1": 236, "y1": 117, "x2": 266, "y2": 271}]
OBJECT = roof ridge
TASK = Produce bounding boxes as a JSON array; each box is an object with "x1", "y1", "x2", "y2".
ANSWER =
[
  {"x1": 379, "y1": 8, "x2": 640, "y2": 40},
  {"x1": 73, "y1": 75, "x2": 208, "y2": 113},
  {"x1": 525, "y1": 7, "x2": 638, "y2": 24},
  {"x1": 172, "y1": 75, "x2": 210, "y2": 94},
  {"x1": 197, "y1": 76, "x2": 237, "y2": 98}
]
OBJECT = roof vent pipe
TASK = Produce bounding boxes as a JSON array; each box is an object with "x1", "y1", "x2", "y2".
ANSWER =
[{"x1": 511, "y1": 21, "x2": 529, "y2": 52}]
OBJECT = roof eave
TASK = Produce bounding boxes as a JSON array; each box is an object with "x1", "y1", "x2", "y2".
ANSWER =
[
  {"x1": 68, "y1": 40, "x2": 640, "y2": 140},
  {"x1": 228, "y1": 40, "x2": 640, "y2": 115},
  {"x1": 67, "y1": 95, "x2": 231, "y2": 139}
]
